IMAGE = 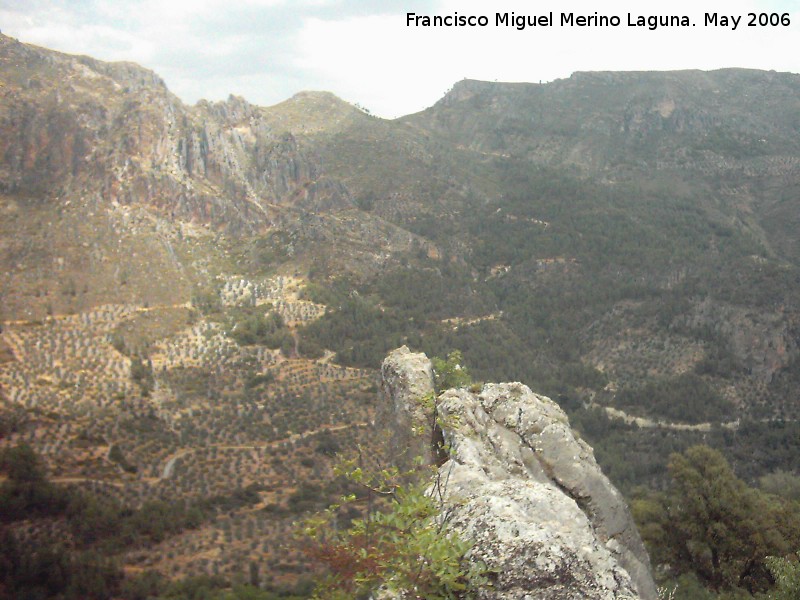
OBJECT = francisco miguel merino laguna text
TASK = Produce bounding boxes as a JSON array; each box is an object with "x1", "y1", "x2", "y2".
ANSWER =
[{"x1": 406, "y1": 12, "x2": 697, "y2": 31}]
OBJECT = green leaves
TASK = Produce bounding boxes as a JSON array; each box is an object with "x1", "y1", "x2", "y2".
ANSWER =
[
  {"x1": 432, "y1": 351, "x2": 473, "y2": 393},
  {"x1": 226, "y1": 307, "x2": 291, "y2": 349},
  {"x1": 765, "y1": 552, "x2": 800, "y2": 600},
  {"x1": 300, "y1": 459, "x2": 485, "y2": 599},
  {"x1": 634, "y1": 445, "x2": 800, "y2": 595}
]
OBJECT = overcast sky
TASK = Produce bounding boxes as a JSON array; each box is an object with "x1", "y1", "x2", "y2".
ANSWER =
[{"x1": 2, "y1": 0, "x2": 799, "y2": 118}]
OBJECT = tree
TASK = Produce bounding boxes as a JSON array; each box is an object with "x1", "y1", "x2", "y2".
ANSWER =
[
  {"x1": 661, "y1": 446, "x2": 800, "y2": 593},
  {"x1": 432, "y1": 351, "x2": 472, "y2": 393},
  {"x1": 130, "y1": 356, "x2": 154, "y2": 397},
  {"x1": 0, "y1": 443, "x2": 67, "y2": 521},
  {"x1": 0, "y1": 442, "x2": 45, "y2": 482},
  {"x1": 760, "y1": 471, "x2": 800, "y2": 503}
]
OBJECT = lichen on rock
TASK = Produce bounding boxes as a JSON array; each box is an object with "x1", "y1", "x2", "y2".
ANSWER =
[{"x1": 377, "y1": 348, "x2": 657, "y2": 600}]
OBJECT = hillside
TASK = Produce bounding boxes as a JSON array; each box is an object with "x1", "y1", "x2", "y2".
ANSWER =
[{"x1": 1, "y1": 33, "x2": 800, "y2": 597}]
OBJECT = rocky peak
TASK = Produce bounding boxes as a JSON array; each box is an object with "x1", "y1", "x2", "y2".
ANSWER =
[
  {"x1": 74, "y1": 56, "x2": 167, "y2": 93},
  {"x1": 379, "y1": 347, "x2": 657, "y2": 599},
  {"x1": 378, "y1": 346, "x2": 437, "y2": 468},
  {"x1": 201, "y1": 94, "x2": 258, "y2": 125},
  {"x1": 0, "y1": 35, "x2": 352, "y2": 231},
  {"x1": 260, "y1": 90, "x2": 365, "y2": 136}
]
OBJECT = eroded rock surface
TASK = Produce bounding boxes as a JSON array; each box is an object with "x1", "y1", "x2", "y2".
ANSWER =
[
  {"x1": 378, "y1": 349, "x2": 657, "y2": 600},
  {"x1": 377, "y1": 346, "x2": 436, "y2": 469}
]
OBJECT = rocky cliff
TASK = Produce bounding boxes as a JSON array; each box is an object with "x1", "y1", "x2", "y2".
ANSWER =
[
  {"x1": 0, "y1": 33, "x2": 352, "y2": 233},
  {"x1": 379, "y1": 347, "x2": 657, "y2": 600},
  {"x1": 410, "y1": 70, "x2": 800, "y2": 172},
  {"x1": 0, "y1": 33, "x2": 420, "y2": 320}
]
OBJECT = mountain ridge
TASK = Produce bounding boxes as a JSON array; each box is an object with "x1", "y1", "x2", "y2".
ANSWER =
[
  {"x1": 2, "y1": 33, "x2": 800, "y2": 595},
  {"x1": 3, "y1": 31, "x2": 800, "y2": 445}
]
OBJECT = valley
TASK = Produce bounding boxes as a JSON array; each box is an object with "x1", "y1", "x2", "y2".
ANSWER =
[{"x1": 1, "y1": 32, "x2": 800, "y2": 598}]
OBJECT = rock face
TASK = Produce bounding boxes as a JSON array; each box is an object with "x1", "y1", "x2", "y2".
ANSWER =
[
  {"x1": 682, "y1": 298, "x2": 799, "y2": 383},
  {"x1": 0, "y1": 34, "x2": 351, "y2": 233},
  {"x1": 378, "y1": 346, "x2": 437, "y2": 468},
  {"x1": 378, "y1": 347, "x2": 657, "y2": 600}
]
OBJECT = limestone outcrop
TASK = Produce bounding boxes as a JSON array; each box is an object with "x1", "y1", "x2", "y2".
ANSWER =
[
  {"x1": 0, "y1": 33, "x2": 350, "y2": 232},
  {"x1": 378, "y1": 347, "x2": 657, "y2": 599},
  {"x1": 378, "y1": 346, "x2": 437, "y2": 468}
]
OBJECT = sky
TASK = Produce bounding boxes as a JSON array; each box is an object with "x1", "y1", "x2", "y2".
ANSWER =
[{"x1": 2, "y1": 0, "x2": 799, "y2": 118}]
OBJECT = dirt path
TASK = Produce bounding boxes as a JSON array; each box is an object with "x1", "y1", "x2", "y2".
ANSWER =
[
  {"x1": 591, "y1": 402, "x2": 740, "y2": 432},
  {"x1": 161, "y1": 448, "x2": 195, "y2": 479},
  {"x1": 51, "y1": 477, "x2": 125, "y2": 487}
]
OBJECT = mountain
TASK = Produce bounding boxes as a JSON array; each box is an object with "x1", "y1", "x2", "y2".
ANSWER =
[
  {"x1": 299, "y1": 69, "x2": 800, "y2": 428},
  {"x1": 1, "y1": 33, "x2": 800, "y2": 596}
]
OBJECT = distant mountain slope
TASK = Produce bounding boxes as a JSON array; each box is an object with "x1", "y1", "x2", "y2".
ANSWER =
[
  {"x1": 0, "y1": 34, "x2": 426, "y2": 320},
  {"x1": 289, "y1": 69, "x2": 800, "y2": 426},
  {"x1": 404, "y1": 71, "x2": 800, "y2": 265},
  {"x1": 3, "y1": 31, "x2": 799, "y2": 442},
  {"x1": 2, "y1": 33, "x2": 800, "y2": 591},
  {"x1": 408, "y1": 71, "x2": 800, "y2": 168}
]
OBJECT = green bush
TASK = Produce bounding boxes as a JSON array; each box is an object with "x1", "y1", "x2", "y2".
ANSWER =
[
  {"x1": 299, "y1": 461, "x2": 486, "y2": 599},
  {"x1": 616, "y1": 373, "x2": 733, "y2": 424},
  {"x1": 765, "y1": 552, "x2": 800, "y2": 600},
  {"x1": 432, "y1": 350, "x2": 472, "y2": 393},
  {"x1": 227, "y1": 308, "x2": 292, "y2": 348},
  {"x1": 130, "y1": 356, "x2": 154, "y2": 397},
  {"x1": 633, "y1": 446, "x2": 800, "y2": 595}
]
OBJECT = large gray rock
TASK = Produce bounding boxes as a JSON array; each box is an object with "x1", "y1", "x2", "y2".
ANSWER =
[
  {"x1": 378, "y1": 349, "x2": 657, "y2": 600},
  {"x1": 377, "y1": 346, "x2": 438, "y2": 469}
]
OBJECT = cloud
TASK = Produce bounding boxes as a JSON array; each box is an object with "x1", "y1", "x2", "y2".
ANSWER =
[
  {"x1": 295, "y1": 14, "x2": 454, "y2": 117},
  {"x1": 296, "y1": 0, "x2": 800, "y2": 116},
  {"x1": 2, "y1": 0, "x2": 800, "y2": 117}
]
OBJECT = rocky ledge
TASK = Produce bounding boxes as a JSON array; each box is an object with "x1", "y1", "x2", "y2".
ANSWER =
[{"x1": 379, "y1": 346, "x2": 657, "y2": 600}]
